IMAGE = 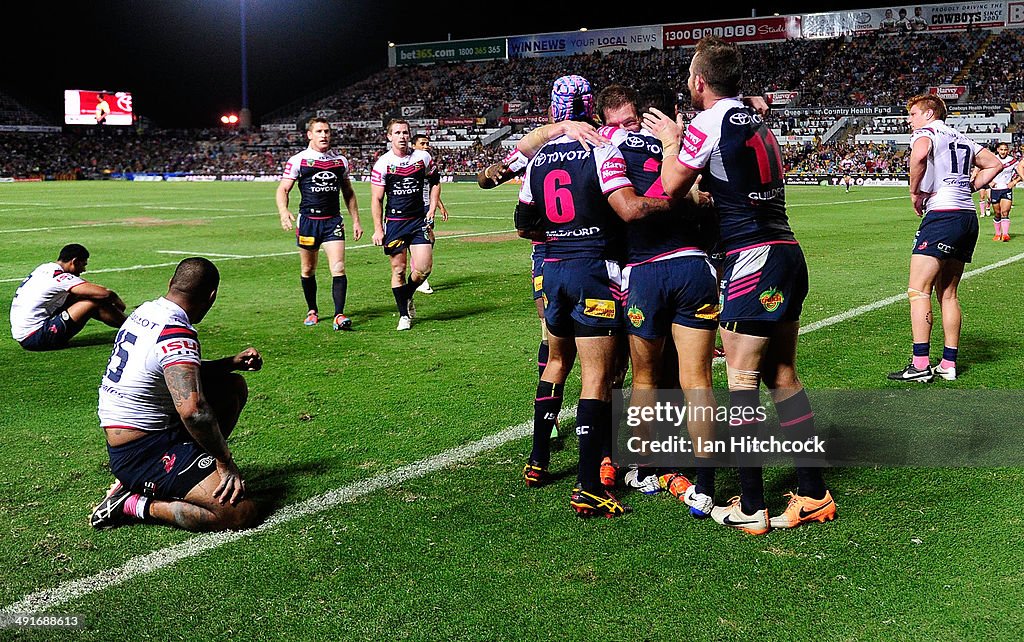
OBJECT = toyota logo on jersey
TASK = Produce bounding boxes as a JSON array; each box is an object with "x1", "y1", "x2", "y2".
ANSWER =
[{"x1": 311, "y1": 170, "x2": 336, "y2": 187}]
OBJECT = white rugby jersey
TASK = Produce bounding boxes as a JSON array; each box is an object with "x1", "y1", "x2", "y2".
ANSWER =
[
  {"x1": 991, "y1": 154, "x2": 1020, "y2": 189},
  {"x1": 98, "y1": 297, "x2": 202, "y2": 432},
  {"x1": 910, "y1": 120, "x2": 982, "y2": 212},
  {"x1": 10, "y1": 262, "x2": 86, "y2": 341}
]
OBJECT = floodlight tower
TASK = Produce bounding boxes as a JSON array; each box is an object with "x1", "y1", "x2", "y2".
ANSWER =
[{"x1": 239, "y1": 0, "x2": 252, "y2": 130}]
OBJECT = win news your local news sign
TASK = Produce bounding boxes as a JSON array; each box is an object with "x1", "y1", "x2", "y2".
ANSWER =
[{"x1": 392, "y1": 2, "x2": 1024, "y2": 66}]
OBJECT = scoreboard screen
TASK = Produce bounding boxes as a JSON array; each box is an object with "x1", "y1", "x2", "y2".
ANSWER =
[{"x1": 64, "y1": 90, "x2": 133, "y2": 126}]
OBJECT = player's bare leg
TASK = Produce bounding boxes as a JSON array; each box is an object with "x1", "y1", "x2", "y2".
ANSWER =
[
  {"x1": 390, "y1": 251, "x2": 413, "y2": 328},
  {"x1": 890, "y1": 254, "x2": 942, "y2": 382},
  {"x1": 146, "y1": 470, "x2": 258, "y2": 532},
  {"x1": 625, "y1": 334, "x2": 665, "y2": 488},
  {"x1": 65, "y1": 297, "x2": 127, "y2": 332},
  {"x1": 299, "y1": 246, "x2": 320, "y2": 325}
]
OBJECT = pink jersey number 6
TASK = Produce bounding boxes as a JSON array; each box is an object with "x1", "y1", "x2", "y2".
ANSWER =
[{"x1": 543, "y1": 170, "x2": 576, "y2": 223}]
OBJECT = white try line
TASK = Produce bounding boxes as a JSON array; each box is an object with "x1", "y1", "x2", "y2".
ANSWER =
[
  {"x1": 0, "y1": 229, "x2": 519, "y2": 283},
  {"x1": 4, "y1": 248, "x2": 1024, "y2": 616}
]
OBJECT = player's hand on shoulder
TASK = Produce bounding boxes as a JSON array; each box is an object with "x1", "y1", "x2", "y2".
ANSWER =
[
  {"x1": 561, "y1": 121, "x2": 609, "y2": 151},
  {"x1": 234, "y1": 347, "x2": 263, "y2": 372}
]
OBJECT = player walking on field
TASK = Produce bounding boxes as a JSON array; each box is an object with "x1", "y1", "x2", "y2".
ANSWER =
[
  {"x1": 887, "y1": 94, "x2": 1001, "y2": 383},
  {"x1": 411, "y1": 133, "x2": 449, "y2": 294},
  {"x1": 370, "y1": 119, "x2": 440, "y2": 331},
  {"x1": 988, "y1": 142, "x2": 1022, "y2": 241},
  {"x1": 277, "y1": 117, "x2": 363, "y2": 331}
]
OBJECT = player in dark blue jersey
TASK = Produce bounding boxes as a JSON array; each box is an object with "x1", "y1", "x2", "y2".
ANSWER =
[
  {"x1": 515, "y1": 75, "x2": 673, "y2": 518},
  {"x1": 645, "y1": 37, "x2": 835, "y2": 534},
  {"x1": 595, "y1": 83, "x2": 721, "y2": 511},
  {"x1": 371, "y1": 119, "x2": 441, "y2": 330},
  {"x1": 277, "y1": 118, "x2": 363, "y2": 331}
]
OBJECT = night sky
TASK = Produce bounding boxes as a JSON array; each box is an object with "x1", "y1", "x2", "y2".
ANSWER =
[{"x1": 4, "y1": 0, "x2": 876, "y2": 128}]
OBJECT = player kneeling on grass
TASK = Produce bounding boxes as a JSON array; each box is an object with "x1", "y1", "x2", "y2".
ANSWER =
[
  {"x1": 10, "y1": 243, "x2": 127, "y2": 351},
  {"x1": 92, "y1": 257, "x2": 261, "y2": 532}
]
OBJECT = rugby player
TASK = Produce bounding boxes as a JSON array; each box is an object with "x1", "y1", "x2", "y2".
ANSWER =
[
  {"x1": 277, "y1": 117, "x2": 363, "y2": 331},
  {"x1": 972, "y1": 165, "x2": 992, "y2": 218},
  {"x1": 988, "y1": 142, "x2": 1020, "y2": 241},
  {"x1": 412, "y1": 134, "x2": 451, "y2": 293},
  {"x1": 479, "y1": 113, "x2": 607, "y2": 448},
  {"x1": 514, "y1": 74, "x2": 672, "y2": 518},
  {"x1": 370, "y1": 119, "x2": 440, "y2": 330},
  {"x1": 91, "y1": 258, "x2": 261, "y2": 531},
  {"x1": 593, "y1": 83, "x2": 720, "y2": 515},
  {"x1": 645, "y1": 37, "x2": 834, "y2": 534},
  {"x1": 10, "y1": 243, "x2": 127, "y2": 351},
  {"x1": 887, "y1": 95, "x2": 1001, "y2": 383}
]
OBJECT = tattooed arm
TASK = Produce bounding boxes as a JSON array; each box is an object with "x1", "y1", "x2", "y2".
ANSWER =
[{"x1": 164, "y1": 363, "x2": 245, "y2": 504}]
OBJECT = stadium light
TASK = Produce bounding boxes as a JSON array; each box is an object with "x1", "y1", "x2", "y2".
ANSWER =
[
  {"x1": 220, "y1": 114, "x2": 239, "y2": 125},
  {"x1": 388, "y1": 41, "x2": 395, "y2": 47},
  {"x1": 579, "y1": 27, "x2": 587, "y2": 32}
]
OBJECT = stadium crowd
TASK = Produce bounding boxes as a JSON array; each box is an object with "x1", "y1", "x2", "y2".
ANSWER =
[{"x1": 3, "y1": 28, "x2": 1023, "y2": 180}]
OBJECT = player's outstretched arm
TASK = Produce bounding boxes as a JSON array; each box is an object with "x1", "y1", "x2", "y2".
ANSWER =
[
  {"x1": 607, "y1": 188, "x2": 673, "y2": 223},
  {"x1": 69, "y1": 282, "x2": 126, "y2": 310},
  {"x1": 516, "y1": 121, "x2": 610, "y2": 158}
]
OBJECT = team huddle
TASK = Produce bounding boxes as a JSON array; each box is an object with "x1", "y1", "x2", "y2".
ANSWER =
[{"x1": 6, "y1": 36, "x2": 1006, "y2": 534}]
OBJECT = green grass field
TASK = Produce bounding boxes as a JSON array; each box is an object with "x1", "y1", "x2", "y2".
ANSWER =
[{"x1": 1, "y1": 181, "x2": 1022, "y2": 640}]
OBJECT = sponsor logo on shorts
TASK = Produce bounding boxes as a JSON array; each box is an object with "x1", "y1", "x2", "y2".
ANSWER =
[
  {"x1": 695, "y1": 303, "x2": 721, "y2": 320},
  {"x1": 533, "y1": 275, "x2": 544, "y2": 292},
  {"x1": 161, "y1": 453, "x2": 177, "y2": 473},
  {"x1": 386, "y1": 239, "x2": 404, "y2": 249},
  {"x1": 584, "y1": 298, "x2": 617, "y2": 319},
  {"x1": 198, "y1": 455, "x2": 215, "y2": 469},
  {"x1": 936, "y1": 242, "x2": 954, "y2": 253},
  {"x1": 627, "y1": 305, "x2": 645, "y2": 328},
  {"x1": 298, "y1": 235, "x2": 316, "y2": 246},
  {"x1": 917, "y1": 240, "x2": 928, "y2": 250},
  {"x1": 759, "y1": 288, "x2": 785, "y2": 312}
]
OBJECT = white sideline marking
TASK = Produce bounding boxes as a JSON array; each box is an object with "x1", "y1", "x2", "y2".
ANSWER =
[
  {"x1": 0, "y1": 229, "x2": 518, "y2": 283},
  {"x1": 800, "y1": 250, "x2": 1024, "y2": 334},
  {"x1": 155, "y1": 251, "x2": 249, "y2": 259},
  {"x1": 4, "y1": 248, "x2": 1023, "y2": 615},
  {"x1": 788, "y1": 195, "x2": 905, "y2": 207}
]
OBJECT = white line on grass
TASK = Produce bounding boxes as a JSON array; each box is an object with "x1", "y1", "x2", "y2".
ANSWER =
[
  {"x1": 156, "y1": 251, "x2": 249, "y2": 259},
  {"x1": 0, "y1": 229, "x2": 518, "y2": 283},
  {"x1": 0, "y1": 212, "x2": 274, "y2": 235},
  {"x1": 4, "y1": 247, "x2": 1023, "y2": 616}
]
